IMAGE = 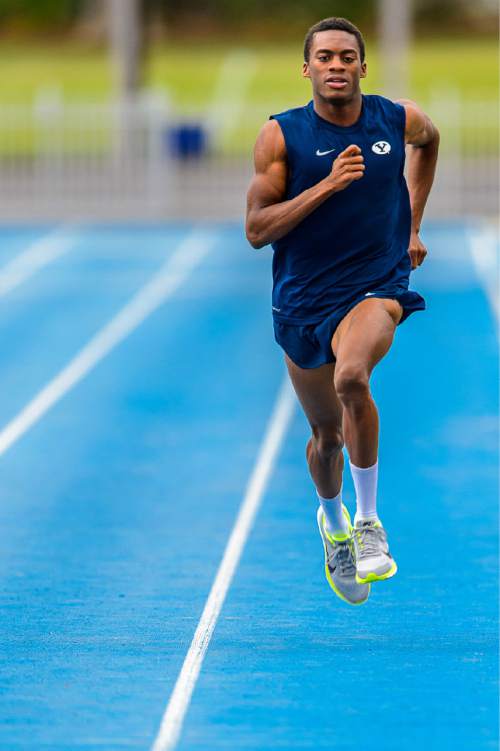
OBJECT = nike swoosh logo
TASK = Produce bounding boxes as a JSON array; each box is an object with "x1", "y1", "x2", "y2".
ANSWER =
[{"x1": 315, "y1": 148, "x2": 336, "y2": 156}]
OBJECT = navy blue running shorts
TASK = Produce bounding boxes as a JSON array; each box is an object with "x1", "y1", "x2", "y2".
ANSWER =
[{"x1": 273, "y1": 287, "x2": 425, "y2": 369}]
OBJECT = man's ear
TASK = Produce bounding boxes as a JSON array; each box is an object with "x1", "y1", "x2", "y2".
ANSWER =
[
  {"x1": 360, "y1": 62, "x2": 367, "y2": 79},
  {"x1": 302, "y1": 61, "x2": 310, "y2": 79}
]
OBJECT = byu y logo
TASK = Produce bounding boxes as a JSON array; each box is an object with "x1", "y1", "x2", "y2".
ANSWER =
[{"x1": 372, "y1": 140, "x2": 391, "y2": 154}]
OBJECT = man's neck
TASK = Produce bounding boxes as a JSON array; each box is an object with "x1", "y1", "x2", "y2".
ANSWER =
[{"x1": 312, "y1": 92, "x2": 363, "y2": 127}]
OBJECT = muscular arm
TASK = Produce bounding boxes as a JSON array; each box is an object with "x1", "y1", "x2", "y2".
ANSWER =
[
  {"x1": 245, "y1": 119, "x2": 364, "y2": 249},
  {"x1": 397, "y1": 99, "x2": 440, "y2": 268}
]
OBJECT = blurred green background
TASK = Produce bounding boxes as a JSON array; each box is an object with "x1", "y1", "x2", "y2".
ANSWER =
[
  {"x1": 0, "y1": 0, "x2": 497, "y2": 154},
  {"x1": 0, "y1": 0, "x2": 497, "y2": 219},
  {"x1": 2, "y1": 38, "x2": 497, "y2": 105},
  {"x1": 0, "y1": 0, "x2": 496, "y2": 103}
]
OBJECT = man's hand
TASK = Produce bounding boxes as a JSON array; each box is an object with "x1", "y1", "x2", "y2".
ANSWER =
[
  {"x1": 326, "y1": 144, "x2": 365, "y2": 192},
  {"x1": 408, "y1": 230, "x2": 427, "y2": 269}
]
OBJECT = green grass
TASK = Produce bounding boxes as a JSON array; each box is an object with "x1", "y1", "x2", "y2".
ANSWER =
[
  {"x1": 0, "y1": 38, "x2": 497, "y2": 155},
  {"x1": 1, "y1": 38, "x2": 495, "y2": 104},
  {"x1": 0, "y1": 45, "x2": 113, "y2": 103}
]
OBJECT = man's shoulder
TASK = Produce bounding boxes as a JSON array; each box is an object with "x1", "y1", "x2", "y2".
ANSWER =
[
  {"x1": 270, "y1": 101, "x2": 312, "y2": 123},
  {"x1": 363, "y1": 93, "x2": 404, "y2": 110},
  {"x1": 363, "y1": 94, "x2": 406, "y2": 127}
]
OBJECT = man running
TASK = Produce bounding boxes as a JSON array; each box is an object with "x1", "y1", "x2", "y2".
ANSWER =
[{"x1": 245, "y1": 17, "x2": 439, "y2": 605}]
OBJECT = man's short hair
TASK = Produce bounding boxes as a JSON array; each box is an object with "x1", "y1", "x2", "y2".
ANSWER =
[{"x1": 304, "y1": 17, "x2": 366, "y2": 63}]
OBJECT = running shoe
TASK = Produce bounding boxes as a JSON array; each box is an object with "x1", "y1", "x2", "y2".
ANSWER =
[
  {"x1": 316, "y1": 505, "x2": 370, "y2": 605},
  {"x1": 353, "y1": 519, "x2": 398, "y2": 583}
]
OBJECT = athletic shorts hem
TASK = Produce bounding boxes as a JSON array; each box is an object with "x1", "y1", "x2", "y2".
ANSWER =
[{"x1": 274, "y1": 289, "x2": 425, "y2": 369}]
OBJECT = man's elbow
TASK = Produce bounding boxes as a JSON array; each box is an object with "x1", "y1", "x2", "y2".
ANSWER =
[
  {"x1": 247, "y1": 233, "x2": 266, "y2": 250},
  {"x1": 245, "y1": 218, "x2": 267, "y2": 249},
  {"x1": 426, "y1": 123, "x2": 440, "y2": 149}
]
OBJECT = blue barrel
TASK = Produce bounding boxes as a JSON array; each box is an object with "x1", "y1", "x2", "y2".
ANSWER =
[{"x1": 165, "y1": 123, "x2": 208, "y2": 160}]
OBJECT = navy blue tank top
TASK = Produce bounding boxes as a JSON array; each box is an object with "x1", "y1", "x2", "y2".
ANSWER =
[{"x1": 270, "y1": 95, "x2": 412, "y2": 324}]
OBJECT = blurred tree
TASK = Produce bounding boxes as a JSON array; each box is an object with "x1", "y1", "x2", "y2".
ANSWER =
[
  {"x1": 145, "y1": 0, "x2": 496, "y2": 36},
  {"x1": 0, "y1": 0, "x2": 495, "y2": 35},
  {"x1": 0, "y1": 0, "x2": 82, "y2": 25},
  {"x1": 147, "y1": 0, "x2": 376, "y2": 25}
]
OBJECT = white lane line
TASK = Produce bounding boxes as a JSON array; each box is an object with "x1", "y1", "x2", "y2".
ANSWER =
[
  {"x1": 150, "y1": 376, "x2": 296, "y2": 751},
  {"x1": 0, "y1": 230, "x2": 216, "y2": 458},
  {"x1": 0, "y1": 226, "x2": 77, "y2": 298},
  {"x1": 469, "y1": 225, "x2": 499, "y2": 328}
]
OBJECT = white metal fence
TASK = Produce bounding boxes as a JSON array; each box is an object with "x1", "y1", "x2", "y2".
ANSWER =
[{"x1": 0, "y1": 92, "x2": 497, "y2": 222}]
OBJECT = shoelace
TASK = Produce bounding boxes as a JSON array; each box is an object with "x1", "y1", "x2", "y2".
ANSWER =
[
  {"x1": 327, "y1": 540, "x2": 356, "y2": 576},
  {"x1": 354, "y1": 524, "x2": 387, "y2": 558}
]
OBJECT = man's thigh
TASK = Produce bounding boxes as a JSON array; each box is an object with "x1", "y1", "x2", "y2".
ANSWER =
[
  {"x1": 284, "y1": 354, "x2": 343, "y2": 431},
  {"x1": 332, "y1": 297, "x2": 403, "y2": 376}
]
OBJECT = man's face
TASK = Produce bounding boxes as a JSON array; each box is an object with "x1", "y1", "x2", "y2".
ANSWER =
[{"x1": 303, "y1": 30, "x2": 367, "y2": 102}]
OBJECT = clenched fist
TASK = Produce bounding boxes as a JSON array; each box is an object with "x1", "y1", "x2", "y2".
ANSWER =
[
  {"x1": 408, "y1": 230, "x2": 427, "y2": 269},
  {"x1": 326, "y1": 144, "x2": 365, "y2": 192}
]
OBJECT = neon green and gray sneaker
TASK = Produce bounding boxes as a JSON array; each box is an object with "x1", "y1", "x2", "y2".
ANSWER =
[
  {"x1": 353, "y1": 519, "x2": 397, "y2": 584},
  {"x1": 316, "y1": 505, "x2": 370, "y2": 606}
]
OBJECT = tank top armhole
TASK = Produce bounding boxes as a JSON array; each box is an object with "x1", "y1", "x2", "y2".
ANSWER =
[
  {"x1": 268, "y1": 114, "x2": 291, "y2": 195},
  {"x1": 269, "y1": 114, "x2": 291, "y2": 157},
  {"x1": 392, "y1": 101, "x2": 407, "y2": 150}
]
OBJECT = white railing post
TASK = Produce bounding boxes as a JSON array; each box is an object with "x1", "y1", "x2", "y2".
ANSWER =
[
  {"x1": 33, "y1": 87, "x2": 64, "y2": 204},
  {"x1": 427, "y1": 87, "x2": 463, "y2": 217},
  {"x1": 142, "y1": 90, "x2": 171, "y2": 213}
]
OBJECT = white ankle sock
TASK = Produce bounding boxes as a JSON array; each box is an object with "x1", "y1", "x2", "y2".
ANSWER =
[
  {"x1": 350, "y1": 460, "x2": 379, "y2": 524},
  {"x1": 316, "y1": 489, "x2": 349, "y2": 536}
]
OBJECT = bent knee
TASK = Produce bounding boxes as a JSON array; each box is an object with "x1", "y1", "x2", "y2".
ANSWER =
[
  {"x1": 310, "y1": 427, "x2": 344, "y2": 461},
  {"x1": 334, "y1": 365, "x2": 370, "y2": 404}
]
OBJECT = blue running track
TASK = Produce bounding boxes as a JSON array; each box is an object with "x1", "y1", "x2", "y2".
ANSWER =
[{"x1": 0, "y1": 222, "x2": 498, "y2": 750}]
